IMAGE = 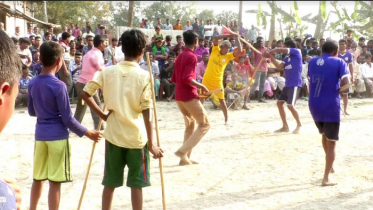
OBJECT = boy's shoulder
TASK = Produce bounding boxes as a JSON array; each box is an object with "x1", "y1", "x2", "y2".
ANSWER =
[{"x1": 106, "y1": 62, "x2": 150, "y2": 80}]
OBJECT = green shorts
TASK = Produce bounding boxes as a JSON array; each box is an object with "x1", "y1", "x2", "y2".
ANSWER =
[
  {"x1": 33, "y1": 139, "x2": 72, "y2": 182},
  {"x1": 102, "y1": 140, "x2": 151, "y2": 188}
]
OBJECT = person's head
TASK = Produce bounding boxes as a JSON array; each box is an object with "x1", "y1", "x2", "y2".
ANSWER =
[
  {"x1": 44, "y1": 32, "x2": 52, "y2": 41},
  {"x1": 86, "y1": 35, "x2": 94, "y2": 47},
  {"x1": 362, "y1": 45, "x2": 367, "y2": 53},
  {"x1": 322, "y1": 40, "x2": 338, "y2": 56},
  {"x1": 156, "y1": 38, "x2": 163, "y2": 47},
  {"x1": 15, "y1": 26, "x2": 20, "y2": 33},
  {"x1": 111, "y1": 37, "x2": 118, "y2": 47},
  {"x1": 11, "y1": 37, "x2": 19, "y2": 48},
  {"x1": 165, "y1": 35, "x2": 172, "y2": 45},
  {"x1": 351, "y1": 41, "x2": 357, "y2": 49},
  {"x1": 121, "y1": 29, "x2": 147, "y2": 62},
  {"x1": 167, "y1": 52, "x2": 176, "y2": 63},
  {"x1": 217, "y1": 20, "x2": 221, "y2": 25},
  {"x1": 231, "y1": 72, "x2": 239, "y2": 82},
  {"x1": 239, "y1": 55, "x2": 245, "y2": 64},
  {"x1": 78, "y1": 30, "x2": 82, "y2": 37},
  {"x1": 61, "y1": 32, "x2": 71, "y2": 42},
  {"x1": 257, "y1": 37, "x2": 264, "y2": 48},
  {"x1": 338, "y1": 39, "x2": 347, "y2": 51},
  {"x1": 155, "y1": 26, "x2": 161, "y2": 34},
  {"x1": 284, "y1": 40, "x2": 296, "y2": 48},
  {"x1": 306, "y1": 39, "x2": 312, "y2": 49},
  {"x1": 182, "y1": 30, "x2": 198, "y2": 47},
  {"x1": 368, "y1": 40, "x2": 373, "y2": 49},
  {"x1": 312, "y1": 41, "x2": 318, "y2": 50},
  {"x1": 100, "y1": 26, "x2": 105, "y2": 34},
  {"x1": 359, "y1": 37, "x2": 366, "y2": 47},
  {"x1": 195, "y1": 18, "x2": 198, "y2": 23},
  {"x1": 198, "y1": 38, "x2": 204, "y2": 48},
  {"x1": 47, "y1": 25, "x2": 53, "y2": 33},
  {"x1": 220, "y1": 40, "x2": 232, "y2": 55},
  {"x1": 33, "y1": 26, "x2": 39, "y2": 34},
  {"x1": 29, "y1": 35, "x2": 35, "y2": 45},
  {"x1": 202, "y1": 52, "x2": 209, "y2": 63},
  {"x1": 70, "y1": 47, "x2": 76, "y2": 56},
  {"x1": 62, "y1": 26, "x2": 68, "y2": 32},
  {"x1": 0, "y1": 22, "x2": 4, "y2": 30},
  {"x1": 69, "y1": 40, "x2": 76, "y2": 49},
  {"x1": 86, "y1": 21, "x2": 89, "y2": 26},
  {"x1": 229, "y1": 38, "x2": 236, "y2": 47},
  {"x1": 21, "y1": 64, "x2": 29, "y2": 76},
  {"x1": 40, "y1": 41, "x2": 64, "y2": 70},
  {"x1": 144, "y1": 20, "x2": 148, "y2": 25},
  {"x1": 251, "y1": 25, "x2": 255, "y2": 29},
  {"x1": 186, "y1": 20, "x2": 191, "y2": 26},
  {"x1": 200, "y1": 20, "x2": 204, "y2": 25},
  {"x1": 176, "y1": 19, "x2": 180, "y2": 24},
  {"x1": 148, "y1": 53, "x2": 154, "y2": 62},
  {"x1": 166, "y1": 19, "x2": 170, "y2": 24},
  {"x1": 93, "y1": 35, "x2": 106, "y2": 51},
  {"x1": 276, "y1": 40, "x2": 284, "y2": 48},
  {"x1": 357, "y1": 55, "x2": 365, "y2": 64},
  {"x1": 176, "y1": 35, "x2": 183, "y2": 45},
  {"x1": 97, "y1": 23, "x2": 101, "y2": 28},
  {"x1": 19, "y1": 38, "x2": 31, "y2": 50},
  {"x1": 319, "y1": 38, "x2": 325, "y2": 48},
  {"x1": 27, "y1": 25, "x2": 32, "y2": 33},
  {"x1": 157, "y1": 18, "x2": 161, "y2": 24},
  {"x1": 33, "y1": 51, "x2": 40, "y2": 62},
  {"x1": 347, "y1": 29, "x2": 353, "y2": 36},
  {"x1": 365, "y1": 53, "x2": 372, "y2": 64},
  {"x1": 75, "y1": 51, "x2": 82, "y2": 64},
  {"x1": 295, "y1": 38, "x2": 302, "y2": 48}
]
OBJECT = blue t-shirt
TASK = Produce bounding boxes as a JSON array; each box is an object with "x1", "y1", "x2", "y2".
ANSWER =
[
  {"x1": 28, "y1": 74, "x2": 87, "y2": 141},
  {"x1": 283, "y1": 48, "x2": 303, "y2": 87},
  {"x1": 19, "y1": 76, "x2": 33, "y2": 90},
  {"x1": 338, "y1": 51, "x2": 352, "y2": 64},
  {"x1": 0, "y1": 179, "x2": 16, "y2": 210},
  {"x1": 308, "y1": 53, "x2": 349, "y2": 122}
]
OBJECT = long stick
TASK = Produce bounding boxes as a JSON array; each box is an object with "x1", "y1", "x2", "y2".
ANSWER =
[
  {"x1": 77, "y1": 105, "x2": 106, "y2": 210},
  {"x1": 222, "y1": 25, "x2": 262, "y2": 55},
  {"x1": 199, "y1": 88, "x2": 223, "y2": 97},
  {"x1": 249, "y1": 38, "x2": 274, "y2": 87},
  {"x1": 145, "y1": 52, "x2": 166, "y2": 210}
]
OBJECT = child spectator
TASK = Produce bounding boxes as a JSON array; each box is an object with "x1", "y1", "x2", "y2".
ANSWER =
[
  {"x1": 16, "y1": 64, "x2": 33, "y2": 107},
  {"x1": 152, "y1": 26, "x2": 164, "y2": 44},
  {"x1": 152, "y1": 37, "x2": 168, "y2": 70},
  {"x1": 80, "y1": 28, "x2": 163, "y2": 209},
  {"x1": 28, "y1": 41, "x2": 102, "y2": 210},
  {"x1": 140, "y1": 53, "x2": 161, "y2": 99},
  {"x1": 161, "y1": 52, "x2": 176, "y2": 101}
]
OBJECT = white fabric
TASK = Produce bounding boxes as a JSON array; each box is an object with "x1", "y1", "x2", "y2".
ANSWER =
[
  {"x1": 204, "y1": 24, "x2": 213, "y2": 37},
  {"x1": 360, "y1": 63, "x2": 373, "y2": 79}
]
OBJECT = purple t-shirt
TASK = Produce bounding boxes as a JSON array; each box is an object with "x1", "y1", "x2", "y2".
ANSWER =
[
  {"x1": 283, "y1": 48, "x2": 303, "y2": 87},
  {"x1": 308, "y1": 53, "x2": 349, "y2": 122},
  {"x1": 28, "y1": 74, "x2": 87, "y2": 140},
  {"x1": 0, "y1": 179, "x2": 16, "y2": 210},
  {"x1": 338, "y1": 51, "x2": 352, "y2": 64}
]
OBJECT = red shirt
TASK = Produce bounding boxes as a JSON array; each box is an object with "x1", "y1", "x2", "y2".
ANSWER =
[
  {"x1": 171, "y1": 47, "x2": 199, "y2": 101},
  {"x1": 236, "y1": 63, "x2": 253, "y2": 77}
]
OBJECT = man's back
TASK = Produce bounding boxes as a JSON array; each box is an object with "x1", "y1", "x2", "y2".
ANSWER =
[{"x1": 78, "y1": 47, "x2": 104, "y2": 84}]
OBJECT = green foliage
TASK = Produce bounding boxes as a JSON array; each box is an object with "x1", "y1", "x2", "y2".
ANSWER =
[
  {"x1": 197, "y1": 9, "x2": 215, "y2": 22},
  {"x1": 215, "y1": 11, "x2": 239, "y2": 24},
  {"x1": 110, "y1": 1, "x2": 142, "y2": 27},
  {"x1": 320, "y1": 1, "x2": 327, "y2": 20}
]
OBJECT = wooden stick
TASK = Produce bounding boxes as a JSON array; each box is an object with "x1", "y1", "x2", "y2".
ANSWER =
[
  {"x1": 222, "y1": 25, "x2": 262, "y2": 55},
  {"x1": 199, "y1": 88, "x2": 223, "y2": 97},
  {"x1": 77, "y1": 105, "x2": 106, "y2": 210},
  {"x1": 249, "y1": 38, "x2": 274, "y2": 87},
  {"x1": 145, "y1": 52, "x2": 167, "y2": 210}
]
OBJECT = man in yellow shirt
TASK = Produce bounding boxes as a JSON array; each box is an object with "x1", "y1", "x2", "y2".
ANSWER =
[
  {"x1": 173, "y1": 19, "x2": 183, "y2": 30},
  {"x1": 201, "y1": 33, "x2": 242, "y2": 124},
  {"x1": 81, "y1": 29, "x2": 163, "y2": 210}
]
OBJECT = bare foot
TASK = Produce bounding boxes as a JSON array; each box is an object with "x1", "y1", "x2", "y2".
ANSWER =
[
  {"x1": 321, "y1": 180, "x2": 337, "y2": 186},
  {"x1": 344, "y1": 110, "x2": 349, "y2": 115},
  {"x1": 274, "y1": 127, "x2": 289, "y2": 133},
  {"x1": 225, "y1": 121, "x2": 228, "y2": 125},
  {"x1": 190, "y1": 160, "x2": 199, "y2": 164},
  {"x1": 292, "y1": 125, "x2": 301, "y2": 134},
  {"x1": 242, "y1": 105, "x2": 250, "y2": 110},
  {"x1": 175, "y1": 150, "x2": 192, "y2": 166},
  {"x1": 179, "y1": 160, "x2": 192, "y2": 166}
]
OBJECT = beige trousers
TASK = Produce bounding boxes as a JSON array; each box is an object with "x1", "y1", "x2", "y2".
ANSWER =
[{"x1": 176, "y1": 99, "x2": 210, "y2": 155}]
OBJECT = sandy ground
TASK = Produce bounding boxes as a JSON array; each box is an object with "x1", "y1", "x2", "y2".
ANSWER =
[{"x1": 1, "y1": 98, "x2": 373, "y2": 210}]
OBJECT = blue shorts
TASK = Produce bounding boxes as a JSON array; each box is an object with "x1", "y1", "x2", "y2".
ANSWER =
[
  {"x1": 314, "y1": 122, "x2": 340, "y2": 141},
  {"x1": 278, "y1": 87, "x2": 301, "y2": 106}
]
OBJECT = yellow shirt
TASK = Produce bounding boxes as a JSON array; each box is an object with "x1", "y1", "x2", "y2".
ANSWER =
[
  {"x1": 226, "y1": 81, "x2": 246, "y2": 90},
  {"x1": 203, "y1": 45, "x2": 235, "y2": 84},
  {"x1": 83, "y1": 61, "x2": 153, "y2": 149}
]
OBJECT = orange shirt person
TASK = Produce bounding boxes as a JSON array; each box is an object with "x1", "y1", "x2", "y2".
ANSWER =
[{"x1": 173, "y1": 19, "x2": 183, "y2": 30}]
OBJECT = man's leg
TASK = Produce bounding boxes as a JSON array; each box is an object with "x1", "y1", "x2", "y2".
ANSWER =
[
  {"x1": 102, "y1": 187, "x2": 115, "y2": 210},
  {"x1": 74, "y1": 82, "x2": 88, "y2": 123},
  {"x1": 275, "y1": 101, "x2": 289, "y2": 132},
  {"x1": 29, "y1": 180, "x2": 44, "y2": 210},
  {"x1": 131, "y1": 188, "x2": 143, "y2": 210},
  {"x1": 48, "y1": 181, "x2": 61, "y2": 210},
  {"x1": 258, "y1": 72, "x2": 267, "y2": 102},
  {"x1": 287, "y1": 105, "x2": 302, "y2": 134},
  {"x1": 243, "y1": 89, "x2": 250, "y2": 109},
  {"x1": 342, "y1": 93, "x2": 349, "y2": 115},
  {"x1": 250, "y1": 72, "x2": 261, "y2": 100},
  {"x1": 322, "y1": 135, "x2": 334, "y2": 173},
  {"x1": 322, "y1": 136, "x2": 336, "y2": 186},
  {"x1": 161, "y1": 79, "x2": 171, "y2": 98},
  {"x1": 219, "y1": 99, "x2": 228, "y2": 124}
]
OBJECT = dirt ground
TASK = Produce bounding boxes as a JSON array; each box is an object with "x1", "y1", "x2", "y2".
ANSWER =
[{"x1": 1, "y1": 98, "x2": 373, "y2": 210}]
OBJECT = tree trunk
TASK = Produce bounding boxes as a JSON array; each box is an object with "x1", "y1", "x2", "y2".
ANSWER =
[
  {"x1": 313, "y1": 1, "x2": 322, "y2": 39},
  {"x1": 238, "y1": 1, "x2": 243, "y2": 28},
  {"x1": 320, "y1": 11, "x2": 330, "y2": 38},
  {"x1": 278, "y1": 18, "x2": 284, "y2": 40},
  {"x1": 43, "y1": 1, "x2": 48, "y2": 23},
  {"x1": 127, "y1": 1, "x2": 134, "y2": 27},
  {"x1": 269, "y1": 13, "x2": 275, "y2": 41}
]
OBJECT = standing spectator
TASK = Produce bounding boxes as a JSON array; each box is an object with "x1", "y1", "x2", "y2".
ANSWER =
[
  {"x1": 196, "y1": 52, "x2": 209, "y2": 83},
  {"x1": 184, "y1": 20, "x2": 193, "y2": 31},
  {"x1": 239, "y1": 22, "x2": 245, "y2": 36},
  {"x1": 360, "y1": 54, "x2": 373, "y2": 95},
  {"x1": 319, "y1": 38, "x2": 326, "y2": 50},
  {"x1": 75, "y1": 36, "x2": 84, "y2": 53},
  {"x1": 18, "y1": 38, "x2": 33, "y2": 68},
  {"x1": 140, "y1": 53, "x2": 161, "y2": 99},
  {"x1": 338, "y1": 39, "x2": 354, "y2": 114},
  {"x1": 58, "y1": 32, "x2": 73, "y2": 95},
  {"x1": 232, "y1": 21, "x2": 239, "y2": 32},
  {"x1": 82, "y1": 35, "x2": 94, "y2": 56},
  {"x1": 82, "y1": 26, "x2": 95, "y2": 42},
  {"x1": 215, "y1": 20, "x2": 223, "y2": 35},
  {"x1": 343, "y1": 29, "x2": 354, "y2": 41},
  {"x1": 104, "y1": 37, "x2": 118, "y2": 64},
  {"x1": 140, "y1": 18, "x2": 146, "y2": 28},
  {"x1": 309, "y1": 41, "x2": 321, "y2": 56},
  {"x1": 204, "y1": 19, "x2": 213, "y2": 41},
  {"x1": 72, "y1": 24, "x2": 80, "y2": 37},
  {"x1": 248, "y1": 25, "x2": 258, "y2": 42},
  {"x1": 99, "y1": 26, "x2": 108, "y2": 38},
  {"x1": 44, "y1": 26, "x2": 57, "y2": 41},
  {"x1": 69, "y1": 52, "x2": 83, "y2": 97},
  {"x1": 57, "y1": 26, "x2": 68, "y2": 41},
  {"x1": 172, "y1": 35, "x2": 185, "y2": 56},
  {"x1": 154, "y1": 18, "x2": 163, "y2": 29},
  {"x1": 12, "y1": 26, "x2": 21, "y2": 39},
  {"x1": 192, "y1": 18, "x2": 199, "y2": 33},
  {"x1": 96, "y1": 24, "x2": 101, "y2": 35},
  {"x1": 82, "y1": 21, "x2": 89, "y2": 34},
  {"x1": 74, "y1": 35, "x2": 106, "y2": 129},
  {"x1": 29, "y1": 35, "x2": 36, "y2": 46},
  {"x1": 16, "y1": 64, "x2": 33, "y2": 107},
  {"x1": 33, "y1": 26, "x2": 41, "y2": 37},
  {"x1": 195, "y1": 38, "x2": 209, "y2": 63},
  {"x1": 29, "y1": 35, "x2": 42, "y2": 55},
  {"x1": 250, "y1": 37, "x2": 269, "y2": 103},
  {"x1": 44, "y1": 32, "x2": 52, "y2": 41},
  {"x1": 25, "y1": 25, "x2": 35, "y2": 38},
  {"x1": 173, "y1": 19, "x2": 183, "y2": 30},
  {"x1": 165, "y1": 35, "x2": 173, "y2": 53},
  {"x1": 163, "y1": 19, "x2": 173, "y2": 30},
  {"x1": 0, "y1": 22, "x2": 10, "y2": 37},
  {"x1": 199, "y1": 20, "x2": 205, "y2": 39},
  {"x1": 357, "y1": 37, "x2": 365, "y2": 52},
  {"x1": 161, "y1": 52, "x2": 177, "y2": 101}
]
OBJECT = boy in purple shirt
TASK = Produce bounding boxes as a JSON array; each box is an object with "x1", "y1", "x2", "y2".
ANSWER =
[
  {"x1": 266, "y1": 40, "x2": 303, "y2": 134},
  {"x1": 338, "y1": 39, "x2": 354, "y2": 115},
  {"x1": 308, "y1": 41, "x2": 350, "y2": 186},
  {"x1": 28, "y1": 41, "x2": 102, "y2": 210}
]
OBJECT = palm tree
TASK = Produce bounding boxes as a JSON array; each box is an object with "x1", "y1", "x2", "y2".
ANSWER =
[
  {"x1": 238, "y1": 1, "x2": 243, "y2": 26},
  {"x1": 127, "y1": 1, "x2": 134, "y2": 27}
]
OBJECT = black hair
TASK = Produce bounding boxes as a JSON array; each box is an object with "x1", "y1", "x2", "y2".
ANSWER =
[
  {"x1": 61, "y1": 32, "x2": 71, "y2": 40},
  {"x1": 93, "y1": 35, "x2": 105, "y2": 47},
  {"x1": 35, "y1": 36, "x2": 41, "y2": 40},
  {"x1": 202, "y1": 52, "x2": 209, "y2": 56},
  {"x1": 166, "y1": 35, "x2": 172, "y2": 41},
  {"x1": 362, "y1": 45, "x2": 367, "y2": 48},
  {"x1": 40, "y1": 41, "x2": 63, "y2": 67},
  {"x1": 11, "y1": 37, "x2": 18, "y2": 44},
  {"x1": 320, "y1": 38, "x2": 325, "y2": 41},
  {"x1": 44, "y1": 32, "x2": 51, "y2": 37},
  {"x1": 306, "y1": 39, "x2": 312, "y2": 44},
  {"x1": 99, "y1": 26, "x2": 105, "y2": 30},
  {"x1": 87, "y1": 26, "x2": 92, "y2": 31},
  {"x1": 183, "y1": 30, "x2": 198, "y2": 45},
  {"x1": 19, "y1": 37, "x2": 31, "y2": 45},
  {"x1": 199, "y1": 38, "x2": 204, "y2": 41},
  {"x1": 75, "y1": 52, "x2": 82, "y2": 56},
  {"x1": 277, "y1": 39, "x2": 284, "y2": 44},
  {"x1": 295, "y1": 38, "x2": 302, "y2": 43},
  {"x1": 120, "y1": 29, "x2": 147, "y2": 58},
  {"x1": 312, "y1": 40, "x2": 318, "y2": 45},
  {"x1": 176, "y1": 35, "x2": 182, "y2": 40},
  {"x1": 321, "y1": 41, "x2": 338, "y2": 54},
  {"x1": 284, "y1": 40, "x2": 296, "y2": 48},
  {"x1": 70, "y1": 40, "x2": 75, "y2": 43},
  {"x1": 365, "y1": 54, "x2": 372, "y2": 59},
  {"x1": 168, "y1": 51, "x2": 176, "y2": 58},
  {"x1": 359, "y1": 37, "x2": 366, "y2": 41},
  {"x1": 338, "y1": 39, "x2": 347, "y2": 44},
  {"x1": 29, "y1": 35, "x2": 35, "y2": 39},
  {"x1": 0, "y1": 30, "x2": 22, "y2": 87},
  {"x1": 112, "y1": 37, "x2": 118, "y2": 42}
]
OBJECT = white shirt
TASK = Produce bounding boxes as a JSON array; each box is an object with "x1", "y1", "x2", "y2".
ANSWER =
[
  {"x1": 82, "y1": 32, "x2": 95, "y2": 39},
  {"x1": 204, "y1": 24, "x2": 213, "y2": 37},
  {"x1": 184, "y1": 25, "x2": 193, "y2": 31},
  {"x1": 360, "y1": 62, "x2": 373, "y2": 79},
  {"x1": 215, "y1": 25, "x2": 223, "y2": 35},
  {"x1": 114, "y1": 46, "x2": 124, "y2": 63},
  {"x1": 163, "y1": 24, "x2": 173, "y2": 30},
  {"x1": 25, "y1": 32, "x2": 35, "y2": 38},
  {"x1": 69, "y1": 60, "x2": 82, "y2": 82},
  {"x1": 17, "y1": 46, "x2": 32, "y2": 64}
]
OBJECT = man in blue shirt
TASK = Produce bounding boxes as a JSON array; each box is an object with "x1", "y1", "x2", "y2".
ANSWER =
[
  {"x1": 308, "y1": 41, "x2": 350, "y2": 186},
  {"x1": 338, "y1": 39, "x2": 354, "y2": 115},
  {"x1": 266, "y1": 40, "x2": 303, "y2": 134}
]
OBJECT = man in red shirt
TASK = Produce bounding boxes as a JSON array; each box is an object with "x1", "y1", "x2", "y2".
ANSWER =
[{"x1": 171, "y1": 30, "x2": 210, "y2": 166}]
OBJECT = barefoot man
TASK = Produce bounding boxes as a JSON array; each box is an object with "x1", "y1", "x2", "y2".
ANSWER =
[
  {"x1": 171, "y1": 30, "x2": 210, "y2": 165},
  {"x1": 266, "y1": 40, "x2": 303, "y2": 134},
  {"x1": 308, "y1": 41, "x2": 350, "y2": 186},
  {"x1": 200, "y1": 33, "x2": 242, "y2": 125}
]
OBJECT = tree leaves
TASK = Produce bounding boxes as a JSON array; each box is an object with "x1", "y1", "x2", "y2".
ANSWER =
[{"x1": 320, "y1": 1, "x2": 327, "y2": 20}]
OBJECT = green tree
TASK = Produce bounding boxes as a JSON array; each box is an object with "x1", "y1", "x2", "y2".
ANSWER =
[
  {"x1": 197, "y1": 9, "x2": 215, "y2": 22},
  {"x1": 141, "y1": 1, "x2": 198, "y2": 28},
  {"x1": 110, "y1": 1, "x2": 142, "y2": 27},
  {"x1": 216, "y1": 11, "x2": 239, "y2": 24}
]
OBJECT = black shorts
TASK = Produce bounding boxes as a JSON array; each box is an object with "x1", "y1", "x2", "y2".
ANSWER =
[
  {"x1": 278, "y1": 87, "x2": 301, "y2": 106},
  {"x1": 314, "y1": 122, "x2": 340, "y2": 141}
]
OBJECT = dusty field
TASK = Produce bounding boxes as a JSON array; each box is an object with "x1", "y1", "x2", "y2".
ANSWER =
[{"x1": 1, "y1": 98, "x2": 373, "y2": 210}]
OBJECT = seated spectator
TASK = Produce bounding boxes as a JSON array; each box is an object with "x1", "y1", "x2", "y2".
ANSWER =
[
  {"x1": 30, "y1": 51, "x2": 40, "y2": 75},
  {"x1": 173, "y1": 19, "x2": 183, "y2": 30},
  {"x1": 196, "y1": 52, "x2": 209, "y2": 83},
  {"x1": 309, "y1": 41, "x2": 321, "y2": 56},
  {"x1": 172, "y1": 35, "x2": 185, "y2": 56},
  {"x1": 360, "y1": 53, "x2": 373, "y2": 96},
  {"x1": 82, "y1": 35, "x2": 94, "y2": 56},
  {"x1": 225, "y1": 72, "x2": 250, "y2": 110},
  {"x1": 75, "y1": 36, "x2": 84, "y2": 53},
  {"x1": 152, "y1": 38, "x2": 168, "y2": 70},
  {"x1": 70, "y1": 48, "x2": 76, "y2": 61},
  {"x1": 69, "y1": 52, "x2": 83, "y2": 97},
  {"x1": 350, "y1": 54, "x2": 366, "y2": 98},
  {"x1": 152, "y1": 26, "x2": 164, "y2": 44},
  {"x1": 18, "y1": 38, "x2": 32, "y2": 68},
  {"x1": 16, "y1": 64, "x2": 33, "y2": 107},
  {"x1": 349, "y1": 41, "x2": 360, "y2": 62},
  {"x1": 235, "y1": 55, "x2": 252, "y2": 86},
  {"x1": 195, "y1": 38, "x2": 209, "y2": 63},
  {"x1": 165, "y1": 35, "x2": 173, "y2": 53},
  {"x1": 161, "y1": 53, "x2": 176, "y2": 101},
  {"x1": 29, "y1": 35, "x2": 41, "y2": 55},
  {"x1": 267, "y1": 59, "x2": 285, "y2": 99},
  {"x1": 163, "y1": 19, "x2": 173, "y2": 30},
  {"x1": 140, "y1": 53, "x2": 160, "y2": 99},
  {"x1": 144, "y1": 19, "x2": 150, "y2": 29},
  {"x1": 69, "y1": 40, "x2": 76, "y2": 50},
  {"x1": 184, "y1": 20, "x2": 193, "y2": 31}
]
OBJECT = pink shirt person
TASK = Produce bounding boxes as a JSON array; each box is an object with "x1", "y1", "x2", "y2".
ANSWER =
[
  {"x1": 77, "y1": 47, "x2": 105, "y2": 84},
  {"x1": 196, "y1": 61, "x2": 207, "y2": 82}
]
